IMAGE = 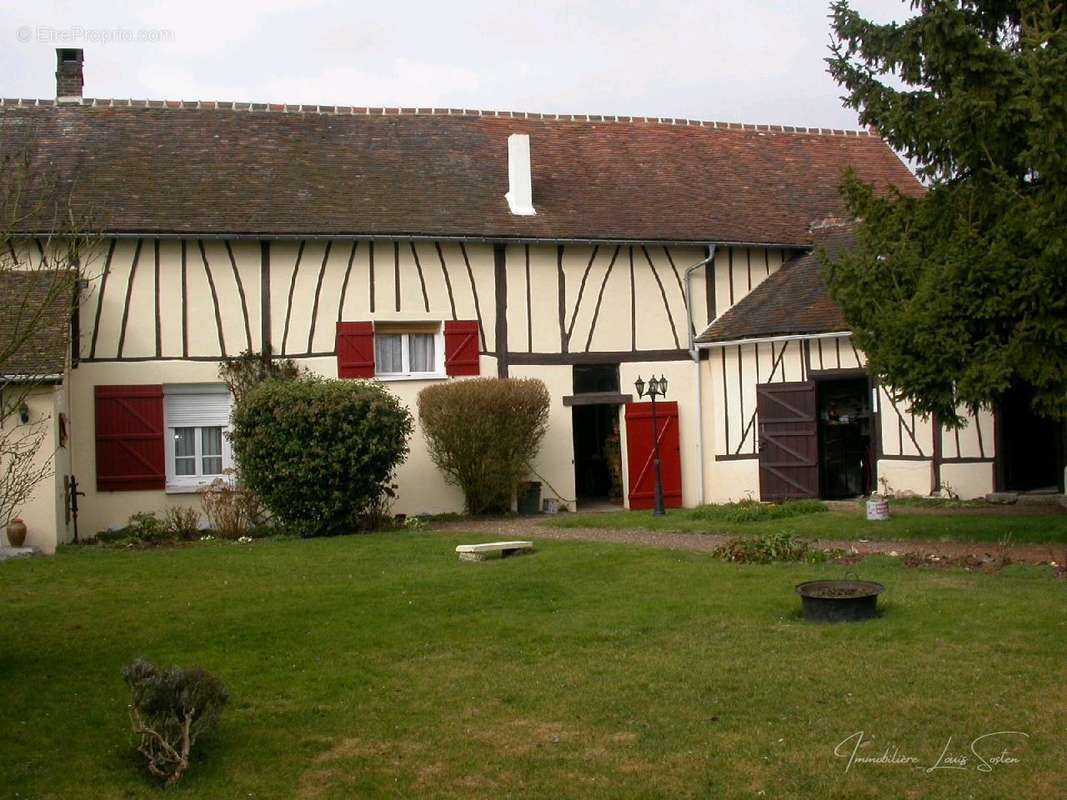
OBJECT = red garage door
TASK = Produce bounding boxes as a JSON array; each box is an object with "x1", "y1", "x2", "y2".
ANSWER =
[{"x1": 625, "y1": 401, "x2": 682, "y2": 509}]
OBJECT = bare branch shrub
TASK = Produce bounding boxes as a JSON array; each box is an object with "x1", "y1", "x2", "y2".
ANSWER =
[
  {"x1": 417, "y1": 378, "x2": 550, "y2": 514},
  {"x1": 122, "y1": 659, "x2": 228, "y2": 786},
  {"x1": 360, "y1": 478, "x2": 398, "y2": 531},
  {"x1": 199, "y1": 477, "x2": 264, "y2": 539},
  {"x1": 218, "y1": 348, "x2": 304, "y2": 403},
  {"x1": 162, "y1": 506, "x2": 201, "y2": 539},
  {"x1": 0, "y1": 412, "x2": 52, "y2": 527}
]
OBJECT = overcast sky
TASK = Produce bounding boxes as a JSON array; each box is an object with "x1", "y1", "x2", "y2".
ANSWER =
[{"x1": 3, "y1": 1, "x2": 913, "y2": 130}]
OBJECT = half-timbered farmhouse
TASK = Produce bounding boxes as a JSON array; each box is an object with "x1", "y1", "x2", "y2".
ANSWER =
[{"x1": 4, "y1": 49, "x2": 1062, "y2": 552}]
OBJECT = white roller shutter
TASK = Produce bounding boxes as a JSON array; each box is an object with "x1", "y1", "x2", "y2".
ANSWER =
[{"x1": 164, "y1": 386, "x2": 232, "y2": 427}]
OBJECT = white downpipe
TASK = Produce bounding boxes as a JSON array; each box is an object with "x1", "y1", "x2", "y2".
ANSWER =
[{"x1": 683, "y1": 245, "x2": 716, "y2": 507}]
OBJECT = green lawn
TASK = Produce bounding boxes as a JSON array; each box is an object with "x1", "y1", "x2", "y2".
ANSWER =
[
  {"x1": 548, "y1": 503, "x2": 1067, "y2": 545},
  {"x1": 2, "y1": 534, "x2": 1064, "y2": 799}
]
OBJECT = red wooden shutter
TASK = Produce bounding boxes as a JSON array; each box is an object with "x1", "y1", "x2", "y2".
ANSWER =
[
  {"x1": 336, "y1": 321, "x2": 375, "y2": 378},
  {"x1": 444, "y1": 320, "x2": 480, "y2": 376},
  {"x1": 624, "y1": 401, "x2": 682, "y2": 510},
  {"x1": 94, "y1": 385, "x2": 165, "y2": 491}
]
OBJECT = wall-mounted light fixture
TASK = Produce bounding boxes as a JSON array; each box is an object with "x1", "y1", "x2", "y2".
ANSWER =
[
  {"x1": 18, "y1": 402, "x2": 29, "y2": 424},
  {"x1": 634, "y1": 374, "x2": 670, "y2": 516}
]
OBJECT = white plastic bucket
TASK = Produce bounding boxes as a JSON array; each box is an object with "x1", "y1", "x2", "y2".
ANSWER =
[{"x1": 866, "y1": 499, "x2": 890, "y2": 521}]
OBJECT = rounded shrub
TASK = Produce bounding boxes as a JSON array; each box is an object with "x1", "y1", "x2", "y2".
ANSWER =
[
  {"x1": 418, "y1": 377, "x2": 550, "y2": 514},
  {"x1": 229, "y1": 377, "x2": 413, "y2": 536}
]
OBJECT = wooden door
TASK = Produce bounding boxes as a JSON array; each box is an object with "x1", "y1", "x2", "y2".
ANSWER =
[
  {"x1": 624, "y1": 401, "x2": 682, "y2": 509},
  {"x1": 757, "y1": 381, "x2": 819, "y2": 500}
]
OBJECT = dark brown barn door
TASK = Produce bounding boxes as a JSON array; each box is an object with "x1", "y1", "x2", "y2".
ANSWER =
[{"x1": 757, "y1": 381, "x2": 819, "y2": 500}]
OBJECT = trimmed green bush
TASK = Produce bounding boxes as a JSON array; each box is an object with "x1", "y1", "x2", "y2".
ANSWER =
[
  {"x1": 230, "y1": 377, "x2": 412, "y2": 536},
  {"x1": 418, "y1": 378, "x2": 550, "y2": 514}
]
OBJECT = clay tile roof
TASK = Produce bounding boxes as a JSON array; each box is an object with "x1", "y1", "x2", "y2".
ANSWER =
[
  {"x1": 695, "y1": 226, "x2": 855, "y2": 344},
  {"x1": 0, "y1": 270, "x2": 74, "y2": 377},
  {"x1": 0, "y1": 103, "x2": 922, "y2": 245}
]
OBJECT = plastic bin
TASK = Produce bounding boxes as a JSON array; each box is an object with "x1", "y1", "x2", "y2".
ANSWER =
[{"x1": 518, "y1": 481, "x2": 542, "y2": 515}]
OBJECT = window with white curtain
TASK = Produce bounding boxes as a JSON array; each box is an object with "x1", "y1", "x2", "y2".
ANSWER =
[
  {"x1": 374, "y1": 324, "x2": 443, "y2": 378},
  {"x1": 164, "y1": 385, "x2": 233, "y2": 491}
]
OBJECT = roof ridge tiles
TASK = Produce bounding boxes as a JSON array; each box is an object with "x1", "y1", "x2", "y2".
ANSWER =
[{"x1": 0, "y1": 96, "x2": 878, "y2": 137}]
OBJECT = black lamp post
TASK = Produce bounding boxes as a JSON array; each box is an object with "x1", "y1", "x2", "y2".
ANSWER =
[{"x1": 634, "y1": 374, "x2": 669, "y2": 516}]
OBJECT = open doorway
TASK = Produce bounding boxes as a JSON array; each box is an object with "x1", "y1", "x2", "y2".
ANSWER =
[
  {"x1": 998, "y1": 383, "x2": 1065, "y2": 493},
  {"x1": 571, "y1": 404, "x2": 624, "y2": 508},
  {"x1": 817, "y1": 377, "x2": 873, "y2": 498}
]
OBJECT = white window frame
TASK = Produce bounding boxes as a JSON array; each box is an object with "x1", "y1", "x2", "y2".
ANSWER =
[
  {"x1": 374, "y1": 327, "x2": 446, "y2": 381},
  {"x1": 163, "y1": 384, "x2": 234, "y2": 493}
]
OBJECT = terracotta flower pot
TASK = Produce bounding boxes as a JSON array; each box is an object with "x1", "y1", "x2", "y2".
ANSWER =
[{"x1": 6, "y1": 518, "x2": 27, "y2": 548}]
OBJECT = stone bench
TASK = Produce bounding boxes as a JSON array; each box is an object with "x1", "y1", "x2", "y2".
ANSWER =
[{"x1": 456, "y1": 541, "x2": 534, "y2": 562}]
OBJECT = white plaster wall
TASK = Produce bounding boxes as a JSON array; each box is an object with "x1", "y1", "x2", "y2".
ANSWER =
[
  {"x1": 707, "y1": 338, "x2": 807, "y2": 461},
  {"x1": 77, "y1": 238, "x2": 788, "y2": 368},
  {"x1": 940, "y1": 462, "x2": 994, "y2": 499},
  {"x1": 699, "y1": 334, "x2": 993, "y2": 502},
  {"x1": 1, "y1": 386, "x2": 66, "y2": 553},
  {"x1": 69, "y1": 360, "x2": 232, "y2": 535},
  {"x1": 879, "y1": 386, "x2": 936, "y2": 460},
  {"x1": 65, "y1": 353, "x2": 504, "y2": 534},
  {"x1": 282, "y1": 240, "x2": 363, "y2": 348},
  {"x1": 511, "y1": 243, "x2": 710, "y2": 355},
  {"x1": 705, "y1": 459, "x2": 761, "y2": 504},
  {"x1": 876, "y1": 459, "x2": 933, "y2": 497},
  {"x1": 508, "y1": 364, "x2": 578, "y2": 511},
  {"x1": 810, "y1": 334, "x2": 864, "y2": 372},
  {"x1": 82, "y1": 238, "x2": 495, "y2": 364},
  {"x1": 89, "y1": 239, "x2": 136, "y2": 359},
  {"x1": 941, "y1": 406, "x2": 995, "y2": 460},
  {"x1": 522, "y1": 245, "x2": 565, "y2": 353},
  {"x1": 699, "y1": 352, "x2": 761, "y2": 503},
  {"x1": 618, "y1": 359, "x2": 703, "y2": 508},
  {"x1": 63, "y1": 235, "x2": 910, "y2": 532},
  {"x1": 711, "y1": 246, "x2": 788, "y2": 318},
  {"x1": 79, "y1": 239, "x2": 262, "y2": 362}
]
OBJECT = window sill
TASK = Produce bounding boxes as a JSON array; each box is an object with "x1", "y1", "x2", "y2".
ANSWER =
[
  {"x1": 166, "y1": 479, "x2": 228, "y2": 494},
  {"x1": 375, "y1": 373, "x2": 449, "y2": 382}
]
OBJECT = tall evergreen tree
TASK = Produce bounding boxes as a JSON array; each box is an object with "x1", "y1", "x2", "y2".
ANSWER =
[{"x1": 824, "y1": 0, "x2": 1066, "y2": 424}]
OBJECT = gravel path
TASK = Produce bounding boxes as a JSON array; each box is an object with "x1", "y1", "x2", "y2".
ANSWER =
[{"x1": 433, "y1": 516, "x2": 1065, "y2": 565}]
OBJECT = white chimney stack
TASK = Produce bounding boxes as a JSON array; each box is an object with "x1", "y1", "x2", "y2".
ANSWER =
[{"x1": 505, "y1": 133, "x2": 536, "y2": 216}]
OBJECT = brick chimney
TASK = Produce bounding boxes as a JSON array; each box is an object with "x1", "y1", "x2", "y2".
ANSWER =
[{"x1": 56, "y1": 48, "x2": 84, "y2": 102}]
